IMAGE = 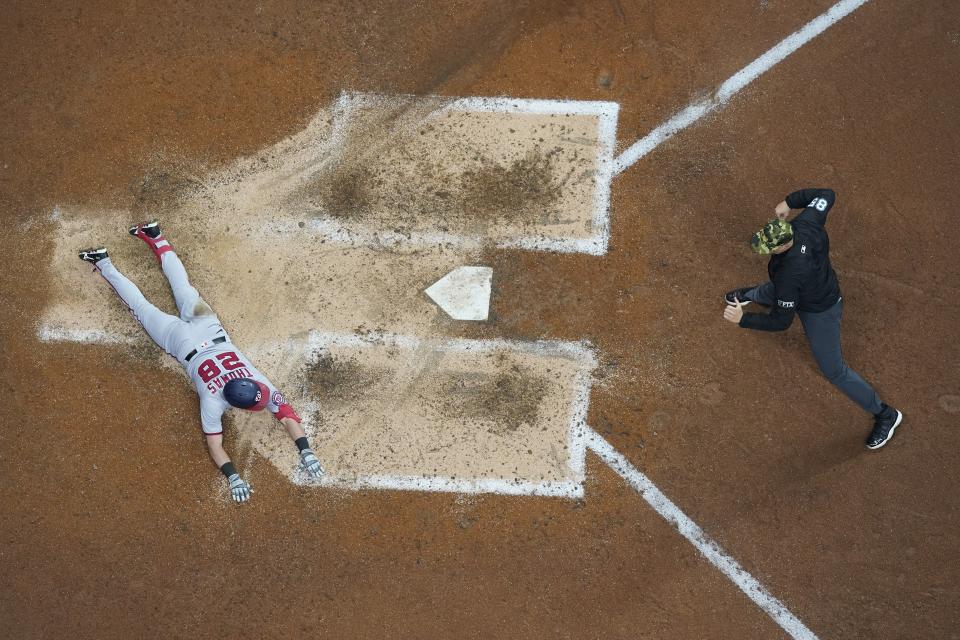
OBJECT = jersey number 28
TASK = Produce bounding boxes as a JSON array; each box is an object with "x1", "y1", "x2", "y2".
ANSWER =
[{"x1": 197, "y1": 351, "x2": 246, "y2": 383}]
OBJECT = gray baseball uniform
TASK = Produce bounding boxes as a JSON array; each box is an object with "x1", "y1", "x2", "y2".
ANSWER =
[{"x1": 96, "y1": 251, "x2": 286, "y2": 434}]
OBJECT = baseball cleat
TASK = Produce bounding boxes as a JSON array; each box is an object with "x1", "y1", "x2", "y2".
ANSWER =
[
  {"x1": 78, "y1": 247, "x2": 109, "y2": 265},
  {"x1": 129, "y1": 220, "x2": 163, "y2": 240},
  {"x1": 129, "y1": 219, "x2": 172, "y2": 262},
  {"x1": 724, "y1": 287, "x2": 755, "y2": 306},
  {"x1": 866, "y1": 405, "x2": 903, "y2": 450}
]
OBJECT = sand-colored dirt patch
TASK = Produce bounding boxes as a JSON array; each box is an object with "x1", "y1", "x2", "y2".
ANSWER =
[
  {"x1": 41, "y1": 209, "x2": 472, "y2": 349},
  {"x1": 238, "y1": 332, "x2": 593, "y2": 495},
  {"x1": 43, "y1": 211, "x2": 595, "y2": 494},
  {"x1": 277, "y1": 94, "x2": 615, "y2": 252},
  {"x1": 38, "y1": 92, "x2": 609, "y2": 496}
]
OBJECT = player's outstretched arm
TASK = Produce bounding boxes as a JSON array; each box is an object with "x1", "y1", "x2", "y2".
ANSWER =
[
  {"x1": 276, "y1": 413, "x2": 324, "y2": 479},
  {"x1": 205, "y1": 433, "x2": 252, "y2": 503}
]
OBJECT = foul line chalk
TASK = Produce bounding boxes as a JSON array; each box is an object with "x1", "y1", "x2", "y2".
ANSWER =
[
  {"x1": 584, "y1": 427, "x2": 818, "y2": 640},
  {"x1": 613, "y1": 0, "x2": 871, "y2": 175}
]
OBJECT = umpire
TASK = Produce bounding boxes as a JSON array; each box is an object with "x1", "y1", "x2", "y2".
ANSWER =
[{"x1": 723, "y1": 188, "x2": 902, "y2": 449}]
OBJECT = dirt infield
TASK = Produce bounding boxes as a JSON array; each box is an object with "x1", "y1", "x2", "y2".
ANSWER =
[{"x1": 3, "y1": 1, "x2": 960, "y2": 639}]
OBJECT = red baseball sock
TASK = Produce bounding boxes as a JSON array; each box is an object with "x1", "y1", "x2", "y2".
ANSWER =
[{"x1": 136, "y1": 229, "x2": 172, "y2": 262}]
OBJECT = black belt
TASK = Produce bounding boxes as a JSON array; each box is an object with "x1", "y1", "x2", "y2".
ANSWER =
[{"x1": 185, "y1": 336, "x2": 227, "y2": 362}]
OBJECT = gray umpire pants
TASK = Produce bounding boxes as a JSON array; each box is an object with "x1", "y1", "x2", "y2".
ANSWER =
[{"x1": 746, "y1": 283, "x2": 883, "y2": 415}]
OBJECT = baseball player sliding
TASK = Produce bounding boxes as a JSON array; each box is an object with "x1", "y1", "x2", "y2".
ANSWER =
[
  {"x1": 723, "y1": 188, "x2": 902, "y2": 449},
  {"x1": 79, "y1": 221, "x2": 323, "y2": 503}
]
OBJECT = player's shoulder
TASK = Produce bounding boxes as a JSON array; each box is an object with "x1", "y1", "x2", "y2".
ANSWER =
[{"x1": 199, "y1": 390, "x2": 229, "y2": 417}]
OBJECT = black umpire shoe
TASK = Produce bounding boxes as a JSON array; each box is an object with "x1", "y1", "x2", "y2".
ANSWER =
[
  {"x1": 866, "y1": 404, "x2": 903, "y2": 450},
  {"x1": 724, "y1": 287, "x2": 756, "y2": 306},
  {"x1": 78, "y1": 247, "x2": 109, "y2": 265}
]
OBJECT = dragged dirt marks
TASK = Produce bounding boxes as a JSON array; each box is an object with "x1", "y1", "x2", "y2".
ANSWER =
[
  {"x1": 459, "y1": 147, "x2": 561, "y2": 224},
  {"x1": 307, "y1": 143, "x2": 564, "y2": 232},
  {"x1": 432, "y1": 360, "x2": 549, "y2": 435},
  {"x1": 235, "y1": 332, "x2": 595, "y2": 495},
  {"x1": 130, "y1": 162, "x2": 207, "y2": 217},
  {"x1": 281, "y1": 93, "x2": 616, "y2": 251},
  {"x1": 301, "y1": 352, "x2": 386, "y2": 403},
  {"x1": 299, "y1": 344, "x2": 551, "y2": 440}
]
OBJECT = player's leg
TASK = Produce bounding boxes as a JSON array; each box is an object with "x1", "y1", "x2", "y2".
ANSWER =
[
  {"x1": 798, "y1": 299, "x2": 884, "y2": 414},
  {"x1": 79, "y1": 249, "x2": 183, "y2": 354},
  {"x1": 129, "y1": 220, "x2": 215, "y2": 321},
  {"x1": 160, "y1": 251, "x2": 217, "y2": 320}
]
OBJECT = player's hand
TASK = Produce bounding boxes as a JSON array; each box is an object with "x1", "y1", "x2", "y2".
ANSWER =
[
  {"x1": 724, "y1": 298, "x2": 745, "y2": 324},
  {"x1": 300, "y1": 449, "x2": 324, "y2": 478},
  {"x1": 774, "y1": 201, "x2": 790, "y2": 220},
  {"x1": 228, "y1": 473, "x2": 253, "y2": 503}
]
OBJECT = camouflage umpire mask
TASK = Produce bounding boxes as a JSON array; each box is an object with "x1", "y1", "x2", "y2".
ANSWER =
[{"x1": 751, "y1": 219, "x2": 794, "y2": 255}]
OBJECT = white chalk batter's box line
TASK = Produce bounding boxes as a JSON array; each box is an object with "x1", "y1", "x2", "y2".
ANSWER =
[
  {"x1": 274, "y1": 330, "x2": 596, "y2": 498},
  {"x1": 36, "y1": 325, "x2": 139, "y2": 345},
  {"x1": 288, "y1": 92, "x2": 619, "y2": 256}
]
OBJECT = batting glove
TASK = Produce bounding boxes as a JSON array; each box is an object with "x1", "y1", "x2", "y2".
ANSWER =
[
  {"x1": 228, "y1": 473, "x2": 252, "y2": 503},
  {"x1": 300, "y1": 448, "x2": 324, "y2": 478}
]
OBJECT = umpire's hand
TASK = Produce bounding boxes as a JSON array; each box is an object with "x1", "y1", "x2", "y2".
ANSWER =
[
  {"x1": 724, "y1": 298, "x2": 745, "y2": 324},
  {"x1": 775, "y1": 200, "x2": 791, "y2": 220}
]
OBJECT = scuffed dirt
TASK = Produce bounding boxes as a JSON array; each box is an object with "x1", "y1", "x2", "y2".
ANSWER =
[
  {"x1": 284, "y1": 95, "x2": 602, "y2": 241},
  {"x1": 301, "y1": 352, "x2": 387, "y2": 406},
  {"x1": 320, "y1": 165, "x2": 380, "y2": 220},
  {"x1": 430, "y1": 361, "x2": 548, "y2": 434},
  {"x1": 130, "y1": 165, "x2": 206, "y2": 217},
  {"x1": 459, "y1": 147, "x2": 561, "y2": 223},
  {"x1": 308, "y1": 144, "x2": 565, "y2": 231}
]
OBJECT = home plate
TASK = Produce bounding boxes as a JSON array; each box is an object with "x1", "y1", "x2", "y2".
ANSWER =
[{"x1": 424, "y1": 266, "x2": 492, "y2": 321}]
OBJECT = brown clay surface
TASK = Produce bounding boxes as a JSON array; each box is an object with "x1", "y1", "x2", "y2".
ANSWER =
[{"x1": 2, "y1": 1, "x2": 960, "y2": 639}]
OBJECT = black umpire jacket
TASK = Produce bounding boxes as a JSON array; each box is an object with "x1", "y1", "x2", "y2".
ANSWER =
[{"x1": 739, "y1": 188, "x2": 842, "y2": 332}]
